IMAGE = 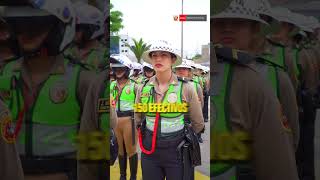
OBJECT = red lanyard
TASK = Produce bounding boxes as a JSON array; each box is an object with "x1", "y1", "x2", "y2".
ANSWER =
[{"x1": 138, "y1": 112, "x2": 160, "y2": 155}]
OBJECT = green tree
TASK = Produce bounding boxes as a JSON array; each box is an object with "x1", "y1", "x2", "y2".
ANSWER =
[
  {"x1": 192, "y1": 54, "x2": 202, "y2": 60},
  {"x1": 126, "y1": 38, "x2": 151, "y2": 63},
  {"x1": 110, "y1": 3, "x2": 124, "y2": 34}
]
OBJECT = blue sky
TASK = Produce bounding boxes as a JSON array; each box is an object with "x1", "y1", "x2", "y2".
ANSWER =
[{"x1": 111, "y1": 0, "x2": 210, "y2": 58}]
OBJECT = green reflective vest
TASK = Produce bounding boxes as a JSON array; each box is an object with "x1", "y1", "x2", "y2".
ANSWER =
[
  {"x1": 211, "y1": 63, "x2": 237, "y2": 180},
  {"x1": 292, "y1": 47, "x2": 301, "y2": 81},
  {"x1": 110, "y1": 80, "x2": 135, "y2": 113},
  {"x1": 0, "y1": 59, "x2": 81, "y2": 157},
  {"x1": 140, "y1": 80, "x2": 185, "y2": 134},
  {"x1": 99, "y1": 80, "x2": 110, "y2": 131}
]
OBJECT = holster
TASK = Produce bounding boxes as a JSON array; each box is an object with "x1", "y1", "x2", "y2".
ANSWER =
[{"x1": 184, "y1": 125, "x2": 201, "y2": 167}]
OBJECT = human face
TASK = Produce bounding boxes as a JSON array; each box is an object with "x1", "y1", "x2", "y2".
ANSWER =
[
  {"x1": 144, "y1": 67, "x2": 155, "y2": 78},
  {"x1": 113, "y1": 67, "x2": 127, "y2": 79},
  {"x1": 211, "y1": 18, "x2": 259, "y2": 51},
  {"x1": 74, "y1": 31, "x2": 84, "y2": 44},
  {"x1": 0, "y1": 22, "x2": 11, "y2": 48},
  {"x1": 150, "y1": 51, "x2": 175, "y2": 73},
  {"x1": 175, "y1": 67, "x2": 190, "y2": 78}
]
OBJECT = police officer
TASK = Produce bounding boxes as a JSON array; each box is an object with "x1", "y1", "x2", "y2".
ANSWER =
[
  {"x1": 174, "y1": 59, "x2": 204, "y2": 108},
  {"x1": 135, "y1": 40, "x2": 205, "y2": 180},
  {"x1": 174, "y1": 59, "x2": 205, "y2": 143},
  {"x1": 142, "y1": 61, "x2": 155, "y2": 82},
  {"x1": 290, "y1": 13, "x2": 320, "y2": 180},
  {"x1": 0, "y1": 1, "x2": 96, "y2": 179},
  {"x1": 65, "y1": 1, "x2": 107, "y2": 72},
  {"x1": 78, "y1": 69, "x2": 118, "y2": 180},
  {"x1": 110, "y1": 54, "x2": 138, "y2": 180},
  {"x1": 131, "y1": 62, "x2": 143, "y2": 83},
  {"x1": 0, "y1": 99, "x2": 24, "y2": 180},
  {"x1": 211, "y1": 0, "x2": 299, "y2": 179},
  {"x1": 244, "y1": 1, "x2": 300, "y2": 149},
  {"x1": 249, "y1": 1, "x2": 300, "y2": 90}
]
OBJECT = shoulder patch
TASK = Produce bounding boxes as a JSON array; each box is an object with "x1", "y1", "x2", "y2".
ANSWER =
[
  {"x1": 98, "y1": 98, "x2": 109, "y2": 113},
  {"x1": 0, "y1": 111, "x2": 16, "y2": 143},
  {"x1": 177, "y1": 77, "x2": 188, "y2": 83}
]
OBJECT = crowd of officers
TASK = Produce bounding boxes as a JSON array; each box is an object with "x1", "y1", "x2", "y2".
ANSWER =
[
  {"x1": 0, "y1": 1, "x2": 209, "y2": 180},
  {"x1": 109, "y1": 42, "x2": 209, "y2": 179},
  {"x1": 211, "y1": 0, "x2": 320, "y2": 180}
]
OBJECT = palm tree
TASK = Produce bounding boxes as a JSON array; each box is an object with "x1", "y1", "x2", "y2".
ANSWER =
[{"x1": 126, "y1": 38, "x2": 151, "y2": 63}]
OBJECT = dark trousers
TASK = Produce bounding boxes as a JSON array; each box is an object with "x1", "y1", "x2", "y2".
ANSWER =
[
  {"x1": 203, "y1": 94, "x2": 209, "y2": 120},
  {"x1": 140, "y1": 130, "x2": 193, "y2": 180},
  {"x1": 296, "y1": 100, "x2": 316, "y2": 180}
]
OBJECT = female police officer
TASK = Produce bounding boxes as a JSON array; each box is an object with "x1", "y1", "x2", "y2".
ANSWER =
[
  {"x1": 134, "y1": 40, "x2": 204, "y2": 180},
  {"x1": 110, "y1": 54, "x2": 138, "y2": 180}
]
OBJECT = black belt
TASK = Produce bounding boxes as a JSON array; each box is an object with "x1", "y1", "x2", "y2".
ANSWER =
[
  {"x1": 116, "y1": 111, "x2": 134, "y2": 117},
  {"x1": 21, "y1": 157, "x2": 77, "y2": 174},
  {"x1": 144, "y1": 129, "x2": 185, "y2": 148}
]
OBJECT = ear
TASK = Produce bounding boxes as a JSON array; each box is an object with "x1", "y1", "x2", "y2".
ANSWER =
[{"x1": 172, "y1": 57, "x2": 177, "y2": 64}]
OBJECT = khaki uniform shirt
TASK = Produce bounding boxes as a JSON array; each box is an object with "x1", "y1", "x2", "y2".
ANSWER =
[
  {"x1": 298, "y1": 48, "x2": 319, "y2": 95},
  {"x1": 261, "y1": 38, "x2": 298, "y2": 90},
  {"x1": 212, "y1": 51, "x2": 299, "y2": 180},
  {"x1": 0, "y1": 100, "x2": 24, "y2": 180},
  {"x1": 257, "y1": 39, "x2": 300, "y2": 149},
  {"x1": 134, "y1": 74, "x2": 205, "y2": 134}
]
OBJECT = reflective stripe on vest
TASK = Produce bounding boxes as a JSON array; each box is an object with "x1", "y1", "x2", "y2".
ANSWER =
[
  {"x1": 292, "y1": 48, "x2": 301, "y2": 81},
  {"x1": 146, "y1": 116, "x2": 184, "y2": 133},
  {"x1": 141, "y1": 81, "x2": 184, "y2": 134},
  {"x1": 110, "y1": 80, "x2": 135, "y2": 112},
  {"x1": 85, "y1": 48, "x2": 107, "y2": 71},
  {"x1": 99, "y1": 80, "x2": 110, "y2": 131},
  {"x1": 194, "y1": 81, "x2": 199, "y2": 94},
  {"x1": 260, "y1": 55, "x2": 280, "y2": 97},
  {"x1": 211, "y1": 63, "x2": 236, "y2": 179},
  {"x1": 0, "y1": 59, "x2": 81, "y2": 156}
]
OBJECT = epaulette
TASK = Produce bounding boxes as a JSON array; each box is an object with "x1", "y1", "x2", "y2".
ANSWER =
[
  {"x1": 214, "y1": 45, "x2": 253, "y2": 65},
  {"x1": 256, "y1": 56, "x2": 285, "y2": 70},
  {"x1": 177, "y1": 77, "x2": 189, "y2": 83},
  {"x1": 267, "y1": 38, "x2": 285, "y2": 48},
  {"x1": 64, "y1": 54, "x2": 90, "y2": 70}
]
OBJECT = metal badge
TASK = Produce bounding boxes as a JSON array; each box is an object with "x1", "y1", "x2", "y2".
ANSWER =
[
  {"x1": 126, "y1": 87, "x2": 131, "y2": 94},
  {"x1": 49, "y1": 83, "x2": 68, "y2": 104},
  {"x1": 167, "y1": 93, "x2": 178, "y2": 103}
]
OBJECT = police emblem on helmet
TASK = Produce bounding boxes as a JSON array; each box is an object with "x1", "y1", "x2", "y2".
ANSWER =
[{"x1": 50, "y1": 83, "x2": 68, "y2": 103}]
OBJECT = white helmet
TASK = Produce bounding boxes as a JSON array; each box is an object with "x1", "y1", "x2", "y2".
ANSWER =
[
  {"x1": 2, "y1": 0, "x2": 75, "y2": 55},
  {"x1": 110, "y1": 54, "x2": 133, "y2": 69},
  {"x1": 142, "y1": 62, "x2": 154, "y2": 70},
  {"x1": 245, "y1": 0, "x2": 276, "y2": 20},
  {"x1": 307, "y1": 16, "x2": 320, "y2": 31},
  {"x1": 175, "y1": 59, "x2": 193, "y2": 69},
  {"x1": 271, "y1": 7, "x2": 299, "y2": 27},
  {"x1": 132, "y1": 62, "x2": 142, "y2": 70},
  {"x1": 142, "y1": 40, "x2": 182, "y2": 67},
  {"x1": 211, "y1": 0, "x2": 268, "y2": 25},
  {"x1": 73, "y1": 1, "x2": 104, "y2": 39},
  {"x1": 291, "y1": 13, "x2": 313, "y2": 33}
]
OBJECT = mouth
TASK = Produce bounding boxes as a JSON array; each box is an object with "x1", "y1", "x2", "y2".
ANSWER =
[
  {"x1": 221, "y1": 37, "x2": 235, "y2": 44},
  {"x1": 155, "y1": 64, "x2": 163, "y2": 68}
]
